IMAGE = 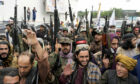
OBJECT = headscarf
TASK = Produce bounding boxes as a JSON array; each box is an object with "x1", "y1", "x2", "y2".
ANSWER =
[{"x1": 116, "y1": 54, "x2": 137, "y2": 71}]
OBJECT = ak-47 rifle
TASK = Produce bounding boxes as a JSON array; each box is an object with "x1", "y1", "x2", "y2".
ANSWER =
[
  {"x1": 85, "y1": 9, "x2": 89, "y2": 39},
  {"x1": 53, "y1": 0, "x2": 60, "y2": 51},
  {"x1": 21, "y1": 7, "x2": 27, "y2": 29},
  {"x1": 131, "y1": 16, "x2": 134, "y2": 32},
  {"x1": 65, "y1": 12, "x2": 68, "y2": 21},
  {"x1": 52, "y1": 0, "x2": 61, "y2": 74},
  {"x1": 12, "y1": 5, "x2": 24, "y2": 53},
  {"x1": 24, "y1": 7, "x2": 26, "y2": 26},
  {"x1": 50, "y1": 15, "x2": 54, "y2": 51},
  {"x1": 121, "y1": 20, "x2": 126, "y2": 37},
  {"x1": 90, "y1": 6, "x2": 93, "y2": 28},
  {"x1": 75, "y1": 20, "x2": 82, "y2": 36},
  {"x1": 102, "y1": 16, "x2": 109, "y2": 58},
  {"x1": 68, "y1": 0, "x2": 74, "y2": 28}
]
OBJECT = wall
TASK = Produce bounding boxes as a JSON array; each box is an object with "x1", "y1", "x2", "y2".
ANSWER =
[{"x1": 0, "y1": 0, "x2": 79, "y2": 25}]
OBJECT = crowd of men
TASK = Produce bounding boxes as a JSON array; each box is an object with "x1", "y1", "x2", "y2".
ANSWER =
[{"x1": 0, "y1": 19, "x2": 140, "y2": 84}]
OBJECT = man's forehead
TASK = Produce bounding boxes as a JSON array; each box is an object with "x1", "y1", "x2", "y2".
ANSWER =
[
  {"x1": 112, "y1": 38, "x2": 118, "y2": 42},
  {"x1": 0, "y1": 44, "x2": 8, "y2": 47},
  {"x1": 78, "y1": 50, "x2": 89, "y2": 55},
  {"x1": 61, "y1": 43, "x2": 70, "y2": 46},
  {"x1": 18, "y1": 55, "x2": 30, "y2": 64},
  {"x1": 117, "y1": 62, "x2": 125, "y2": 66}
]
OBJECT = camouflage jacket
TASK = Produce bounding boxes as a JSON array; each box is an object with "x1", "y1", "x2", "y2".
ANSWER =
[
  {"x1": 2, "y1": 54, "x2": 13, "y2": 68},
  {"x1": 48, "y1": 52, "x2": 73, "y2": 84}
]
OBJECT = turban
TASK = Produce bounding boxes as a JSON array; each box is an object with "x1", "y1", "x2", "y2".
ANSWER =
[
  {"x1": 75, "y1": 44, "x2": 89, "y2": 52},
  {"x1": 116, "y1": 54, "x2": 137, "y2": 71}
]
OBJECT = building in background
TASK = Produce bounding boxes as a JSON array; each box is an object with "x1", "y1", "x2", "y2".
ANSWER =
[{"x1": 0, "y1": 0, "x2": 79, "y2": 26}]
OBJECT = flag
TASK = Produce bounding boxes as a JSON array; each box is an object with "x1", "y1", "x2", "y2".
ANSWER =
[
  {"x1": 96, "y1": 3, "x2": 101, "y2": 30},
  {"x1": 109, "y1": 9, "x2": 116, "y2": 26}
]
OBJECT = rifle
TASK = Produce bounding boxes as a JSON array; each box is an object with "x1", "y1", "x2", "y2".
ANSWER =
[
  {"x1": 24, "y1": 7, "x2": 26, "y2": 26},
  {"x1": 53, "y1": 0, "x2": 60, "y2": 51},
  {"x1": 52, "y1": 0, "x2": 61, "y2": 73},
  {"x1": 68, "y1": 0, "x2": 74, "y2": 28},
  {"x1": 121, "y1": 20, "x2": 126, "y2": 37},
  {"x1": 85, "y1": 9, "x2": 89, "y2": 39},
  {"x1": 102, "y1": 16, "x2": 109, "y2": 58},
  {"x1": 75, "y1": 20, "x2": 82, "y2": 35},
  {"x1": 90, "y1": 6, "x2": 93, "y2": 28},
  {"x1": 50, "y1": 15, "x2": 54, "y2": 51},
  {"x1": 12, "y1": 5, "x2": 24, "y2": 53},
  {"x1": 65, "y1": 12, "x2": 68, "y2": 21},
  {"x1": 21, "y1": 7, "x2": 27, "y2": 29},
  {"x1": 131, "y1": 16, "x2": 134, "y2": 32}
]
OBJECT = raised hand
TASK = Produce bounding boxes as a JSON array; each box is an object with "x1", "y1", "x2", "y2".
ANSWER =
[
  {"x1": 55, "y1": 38, "x2": 61, "y2": 54},
  {"x1": 63, "y1": 64, "x2": 74, "y2": 77},
  {"x1": 102, "y1": 58, "x2": 109, "y2": 69},
  {"x1": 22, "y1": 29, "x2": 38, "y2": 46}
]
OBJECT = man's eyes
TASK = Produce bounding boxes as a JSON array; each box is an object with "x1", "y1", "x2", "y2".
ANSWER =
[
  {"x1": 80, "y1": 56, "x2": 89, "y2": 58},
  {"x1": 0, "y1": 48, "x2": 8, "y2": 50},
  {"x1": 19, "y1": 66, "x2": 28, "y2": 68}
]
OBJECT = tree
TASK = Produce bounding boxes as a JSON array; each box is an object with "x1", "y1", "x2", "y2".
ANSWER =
[
  {"x1": 78, "y1": 11, "x2": 89, "y2": 19},
  {"x1": 77, "y1": 8, "x2": 125, "y2": 19}
]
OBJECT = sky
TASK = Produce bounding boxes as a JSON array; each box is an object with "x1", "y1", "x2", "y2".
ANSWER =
[{"x1": 74, "y1": 0, "x2": 140, "y2": 11}]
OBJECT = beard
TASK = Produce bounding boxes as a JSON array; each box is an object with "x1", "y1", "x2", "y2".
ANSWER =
[
  {"x1": 62, "y1": 48, "x2": 70, "y2": 55},
  {"x1": 19, "y1": 71, "x2": 30, "y2": 78},
  {"x1": 0, "y1": 53, "x2": 8, "y2": 61},
  {"x1": 95, "y1": 40, "x2": 101, "y2": 44},
  {"x1": 77, "y1": 59, "x2": 89, "y2": 67},
  {"x1": 130, "y1": 43, "x2": 136, "y2": 49}
]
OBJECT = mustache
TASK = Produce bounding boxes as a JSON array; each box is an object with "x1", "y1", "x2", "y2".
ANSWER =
[
  {"x1": 0, "y1": 53, "x2": 8, "y2": 56},
  {"x1": 77, "y1": 59, "x2": 89, "y2": 66},
  {"x1": 64, "y1": 48, "x2": 68, "y2": 50}
]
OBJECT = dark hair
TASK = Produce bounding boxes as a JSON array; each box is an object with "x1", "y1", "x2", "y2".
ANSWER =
[
  {"x1": 6, "y1": 24, "x2": 11, "y2": 28},
  {"x1": 5, "y1": 69, "x2": 19, "y2": 77},
  {"x1": 40, "y1": 25, "x2": 45, "y2": 28},
  {"x1": 121, "y1": 33, "x2": 136, "y2": 50},
  {"x1": 44, "y1": 40, "x2": 48, "y2": 46},
  {"x1": 138, "y1": 42, "x2": 140, "y2": 48},
  {"x1": 3, "y1": 70, "x2": 19, "y2": 83},
  {"x1": 122, "y1": 33, "x2": 135, "y2": 41},
  {"x1": 75, "y1": 36, "x2": 86, "y2": 42},
  {"x1": 112, "y1": 36, "x2": 119, "y2": 42},
  {"x1": 0, "y1": 60, "x2": 3, "y2": 66},
  {"x1": 5, "y1": 70, "x2": 19, "y2": 77},
  {"x1": 0, "y1": 41, "x2": 11, "y2": 55},
  {"x1": 18, "y1": 51, "x2": 35, "y2": 64},
  {"x1": 0, "y1": 35, "x2": 6, "y2": 40},
  {"x1": 73, "y1": 48, "x2": 92, "y2": 62}
]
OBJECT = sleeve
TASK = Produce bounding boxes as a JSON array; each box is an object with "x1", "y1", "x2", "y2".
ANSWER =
[
  {"x1": 101, "y1": 70, "x2": 109, "y2": 84},
  {"x1": 59, "y1": 74, "x2": 69, "y2": 84},
  {"x1": 116, "y1": 47, "x2": 122, "y2": 54},
  {"x1": 131, "y1": 67, "x2": 137, "y2": 77},
  {"x1": 37, "y1": 51, "x2": 50, "y2": 83},
  {"x1": 134, "y1": 77, "x2": 139, "y2": 84},
  {"x1": 88, "y1": 65, "x2": 101, "y2": 84},
  {"x1": 47, "y1": 53, "x2": 63, "y2": 83}
]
